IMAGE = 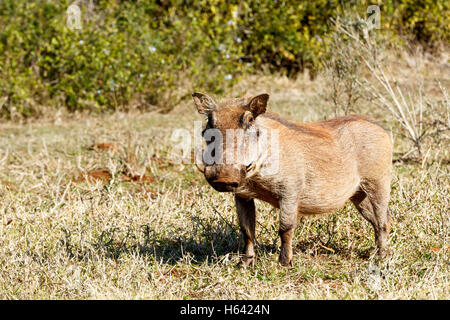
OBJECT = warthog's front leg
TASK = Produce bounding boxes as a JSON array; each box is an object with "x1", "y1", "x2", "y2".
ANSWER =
[
  {"x1": 279, "y1": 199, "x2": 298, "y2": 266},
  {"x1": 235, "y1": 195, "x2": 256, "y2": 268}
]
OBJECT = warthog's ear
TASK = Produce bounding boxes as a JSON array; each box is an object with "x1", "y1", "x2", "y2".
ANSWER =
[
  {"x1": 247, "y1": 93, "x2": 269, "y2": 117},
  {"x1": 192, "y1": 92, "x2": 217, "y2": 115}
]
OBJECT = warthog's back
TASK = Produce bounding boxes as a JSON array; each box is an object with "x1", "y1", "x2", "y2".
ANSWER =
[
  {"x1": 259, "y1": 115, "x2": 392, "y2": 214},
  {"x1": 319, "y1": 116, "x2": 393, "y2": 182}
]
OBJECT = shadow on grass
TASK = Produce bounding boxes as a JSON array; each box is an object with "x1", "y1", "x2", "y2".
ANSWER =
[
  {"x1": 60, "y1": 215, "x2": 375, "y2": 265},
  {"x1": 61, "y1": 216, "x2": 275, "y2": 265}
]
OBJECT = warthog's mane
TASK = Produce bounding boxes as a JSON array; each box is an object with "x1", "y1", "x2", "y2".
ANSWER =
[{"x1": 260, "y1": 114, "x2": 372, "y2": 140}]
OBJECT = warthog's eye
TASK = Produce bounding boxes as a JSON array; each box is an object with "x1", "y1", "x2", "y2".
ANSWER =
[{"x1": 241, "y1": 111, "x2": 254, "y2": 129}]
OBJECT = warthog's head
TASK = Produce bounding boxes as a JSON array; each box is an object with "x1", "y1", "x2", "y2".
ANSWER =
[{"x1": 192, "y1": 92, "x2": 269, "y2": 192}]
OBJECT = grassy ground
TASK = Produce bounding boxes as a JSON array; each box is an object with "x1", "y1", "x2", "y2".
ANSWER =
[{"x1": 0, "y1": 51, "x2": 448, "y2": 299}]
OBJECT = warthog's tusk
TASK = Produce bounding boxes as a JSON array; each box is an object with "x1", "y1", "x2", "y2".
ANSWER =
[
  {"x1": 194, "y1": 149, "x2": 205, "y2": 173},
  {"x1": 195, "y1": 161, "x2": 205, "y2": 173},
  {"x1": 246, "y1": 158, "x2": 263, "y2": 179}
]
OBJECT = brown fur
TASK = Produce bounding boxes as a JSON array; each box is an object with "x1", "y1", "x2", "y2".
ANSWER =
[{"x1": 192, "y1": 93, "x2": 393, "y2": 267}]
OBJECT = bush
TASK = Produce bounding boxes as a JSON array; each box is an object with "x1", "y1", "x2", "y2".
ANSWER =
[
  {"x1": 0, "y1": 0, "x2": 447, "y2": 119},
  {"x1": 390, "y1": 0, "x2": 450, "y2": 46},
  {"x1": 0, "y1": 0, "x2": 246, "y2": 118}
]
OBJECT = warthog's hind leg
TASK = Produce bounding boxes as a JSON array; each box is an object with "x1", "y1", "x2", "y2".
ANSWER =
[{"x1": 351, "y1": 181, "x2": 391, "y2": 258}]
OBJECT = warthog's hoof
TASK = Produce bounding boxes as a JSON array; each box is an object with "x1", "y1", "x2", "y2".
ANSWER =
[
  {"x1": 278, "y1": 254, "x2": 293, "y2": 267},
  {"x1": 239, "y1": 255, "x2": 255, "y2": 269},
  {"x1": 377, "y1": 248, "x2": 391, "y2": 260}
]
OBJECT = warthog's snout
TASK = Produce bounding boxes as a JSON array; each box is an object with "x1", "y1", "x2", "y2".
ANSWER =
[
  {"x1": 204, "y1": 165, "x2": 243, "y2": 192},
  {"x1": 208, "y1": 179, "x2": 239, "y2": 192}
]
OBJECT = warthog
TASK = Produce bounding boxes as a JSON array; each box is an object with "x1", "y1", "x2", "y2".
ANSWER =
[{"x1": 193, "y1": 92, "x2": 392, "y2": 267}]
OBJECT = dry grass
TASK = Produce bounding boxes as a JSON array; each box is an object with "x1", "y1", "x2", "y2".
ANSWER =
[{"x1": 0, "y1": 50, "x2": 448, "y2": 299}]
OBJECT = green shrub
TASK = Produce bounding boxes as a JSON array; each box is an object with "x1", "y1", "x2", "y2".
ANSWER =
[
  {"x1": 389, "y1": 0, "x2": 449, "y2": 46},
  {"x1": 0, "y1": 0, "x2": 246, "y2": 118},
  {"x1": 0, "y1": 0, "x2": 447, "y2": 119}
]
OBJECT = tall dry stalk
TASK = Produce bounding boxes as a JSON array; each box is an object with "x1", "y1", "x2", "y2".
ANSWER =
[{"x1": 328, "y1": 17, "x2": 449, "y2": 159}]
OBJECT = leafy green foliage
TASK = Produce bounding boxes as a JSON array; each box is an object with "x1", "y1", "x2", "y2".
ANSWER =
[
  {"x1": 0, "y1": 0, "x2": 447, "y2": 118},
  {"x1": 388, "y1": 0, "x2": 450, "y2": 46},
  {"x1": 0, "y1": 0, "x2": 245, "y2": 118}
]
